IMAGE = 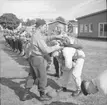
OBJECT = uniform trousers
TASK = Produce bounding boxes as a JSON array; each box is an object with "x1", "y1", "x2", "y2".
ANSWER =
[{"x1": 25, "y1": 55, "x2": 47, "y2": 92}]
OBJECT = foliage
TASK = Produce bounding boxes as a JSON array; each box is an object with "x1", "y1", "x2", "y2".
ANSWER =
[
  {"x1": 24, "y1": 19, "x2": 36, "y2": 26},
  {"x1": 35, "y1": 18, "x2": 46, "y2": 27},
  {"x1": 68, "y1": 21, "x2": 73, "y2": 33},
  {"x1": 56, "y1": 16, "x2": 65, "y2": 23},
  {"x1": 0, "y1": 13, "x2": 20, "y2": 30}
]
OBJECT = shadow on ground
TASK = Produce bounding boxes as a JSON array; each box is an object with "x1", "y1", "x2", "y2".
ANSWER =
[
  {"x1": 2, "y1": 44, "x2": 29, "y2": 67},
  {"x1": 1, "y1": 40, "x2": 78, "y2": 105},
  {"x1": 45, "y1": 101, "x2": 78, "y2": 105},
  {"x1": 0, "y1": 77, "x2": 77, "y2": 105},
  {"x1": 0, "y1": 77, "x2": 40, "y2": 101}
]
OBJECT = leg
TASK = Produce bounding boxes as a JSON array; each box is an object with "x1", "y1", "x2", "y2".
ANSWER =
[
  {"x1": 22, "y1": 57, "x2": 37, "y2": 101},
  {"x1": 15, "y1": 39, "x2": 18, "y2": 52},
  {"x1": 12, "y1": 39, "x2": 16, "y2": 51},
  {"x1": 53, "y1": 57, "x2": 60, "y2": 77},
  {"x1": 57, "y1": 48, "x2": 77, "y2": 92},
  {"x1": 20, "y1": 42, "x2": 25, "y2": 56},
  {"x1": 18, "y1": 39, "x2": 22, "y2": 53},
  {"x1": 30, "y1": 56, "x2": 51, "y2": 101},
  {"x1": 11, "y1": 39, "x2": 14, "y2": 51},
  {"x1": 14, "y1": 40, "x2": 17, "y2": 52},
  {"x1": 71, "y1": 50, "x2": 85, "y2": 96}
]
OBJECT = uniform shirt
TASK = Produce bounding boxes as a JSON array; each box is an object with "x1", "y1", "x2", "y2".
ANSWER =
[{"x1": 30, "y1": 29, "x2": 61, "y2": 57}]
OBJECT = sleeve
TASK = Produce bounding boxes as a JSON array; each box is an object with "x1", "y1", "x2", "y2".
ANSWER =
[
  {"x1": 37, "y1": 38, "x2": 60, "y2": 54},
  {"x1": 43, "y1": 35, "x2": 55, "y2": 42},
  {"x1": 44, "y1": 35, "x2": 62, "y2": 42}
]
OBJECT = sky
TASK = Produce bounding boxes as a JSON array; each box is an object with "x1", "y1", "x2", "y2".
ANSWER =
[{"x1": 0, "y1": 0, "x2": 106, "y2": 21}]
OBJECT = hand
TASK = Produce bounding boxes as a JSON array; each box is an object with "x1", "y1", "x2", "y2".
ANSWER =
[{"x1": 55, "y1": 43, "x2": 60, "y2": 47}]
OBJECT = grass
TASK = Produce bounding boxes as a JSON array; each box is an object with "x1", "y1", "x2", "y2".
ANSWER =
[{"x1": 0, "y1": 37, "x2": 107, "y2": 105}]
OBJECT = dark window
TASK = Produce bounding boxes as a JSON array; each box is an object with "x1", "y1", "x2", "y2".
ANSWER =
[
  {"x1": 80, "y1": 24, "x2": 83, "y2": 32},
  {"x1": 104, "y1": 24, "x2": 107, "y2": 32},
  {"x1": 100, "y1": 24, "x2": 103, "y2": 32},
  {"x1": 84, "y1": 24, "x2": 88, "y2": 32},
  {"x1": 89, "y1": 23, "x2": 93, "y2": 32}
]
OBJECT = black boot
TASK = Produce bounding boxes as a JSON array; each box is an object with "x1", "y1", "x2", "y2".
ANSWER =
[
  {"x1": 40, "y1": 91, "x2": 52, "y2": 101},
  {"x1": 56, "y1": 87, "x2": 67, "y2": 92},
  {"x1": 22, "y1": 88, "x2": 32, "y2": 101},
  {"x1": 54, "y1": 73, "x2": 60, "y2": 78}
]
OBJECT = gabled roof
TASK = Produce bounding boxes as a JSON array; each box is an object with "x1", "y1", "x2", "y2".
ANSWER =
[
  {"x1": 48, "y1": 20, "x2": 67, "y2": 25},
  {"x1": 76, "y1": 9, "x2": 107, "y2": 20}
]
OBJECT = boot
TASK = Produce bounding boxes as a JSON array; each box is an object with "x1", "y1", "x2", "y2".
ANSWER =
[
  {"x1": 56, "y1": 87, "x2": 67, "y2": 92},
  {"x1": 22, "y1": 88, "x2": 32, "y2": 101},
  {"x1": 71, "y1": 89, "x2": 82, "y2": 97},
  {"x1": 40, "y1": 91, "x2": 52, "y2": 101}
]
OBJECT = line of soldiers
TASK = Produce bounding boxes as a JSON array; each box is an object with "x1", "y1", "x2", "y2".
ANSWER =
[{"x1": 3, "y1": 28, "x2": 31, "y2": 57}]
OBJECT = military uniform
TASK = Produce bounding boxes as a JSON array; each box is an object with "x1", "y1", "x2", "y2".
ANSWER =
[{"x1": 22, "y1": 26, "x2": 63, "y2": 101}]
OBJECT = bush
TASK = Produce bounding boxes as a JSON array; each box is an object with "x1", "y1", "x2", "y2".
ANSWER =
[
  {"x1": 35, "y1": 18, "x2": 46, "y2": 27},
  {"x1": 56, "y1": 16, "x2": 65, "y2": 23},
  {"x1": 0, "y1": 13, "x2": 20, "y2": 30}
]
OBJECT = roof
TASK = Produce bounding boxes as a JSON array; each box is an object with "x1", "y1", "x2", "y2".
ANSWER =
[
  {"x1": 48, "y1": 20, "x2": 67, "y2": 25},
  {"x1": 76, "y1": 9, "x2": 107, "y2": 20}
]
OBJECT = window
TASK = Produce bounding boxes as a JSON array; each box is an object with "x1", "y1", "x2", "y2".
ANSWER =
[
  {"x1": 84, "y1": 24, "x2": 88, "y2": 32},
  {"x1": 89, "y1": 23, "x2": 93, "y2": 32},
  {"x1": 104, "y1": 24, "x2": 107, "y2": 32},
  {"x1": 99, "y1": 22, "x2": 107, "y2": 37},
  {"x1": 80, "y1": 24, "x2": 83, "y2": 32},
  {"x1": 100, "y1": 24, "x2": 103, "y2": 36}
]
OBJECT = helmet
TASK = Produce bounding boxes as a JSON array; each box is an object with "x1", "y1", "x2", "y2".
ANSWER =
[{"x1": 81, "y1": 80, "x2": 99, "y2": 96}]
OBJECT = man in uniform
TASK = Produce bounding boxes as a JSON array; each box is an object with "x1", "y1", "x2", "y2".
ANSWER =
[
  {"x1": 22, "y1": 20, "x2": 64, "y2": 101},
  {"x1": 53, "y1": 24, "x2": 85, "y2": 97}
]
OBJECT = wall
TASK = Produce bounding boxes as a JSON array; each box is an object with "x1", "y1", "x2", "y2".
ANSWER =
[
  {"x1": 78, "y1": 11, "x2": 107, "y2": 38},
  {"x1": 48, "y1": 22, "x2": 66, "y2": 35}
]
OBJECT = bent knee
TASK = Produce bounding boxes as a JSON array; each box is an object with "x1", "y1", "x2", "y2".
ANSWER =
[
  {"x1": 77, "y1": 50, "x2": 85, "y2": 58},
  {"x1": 72, "y1": 71, "x2": 81, "y2": 79}
]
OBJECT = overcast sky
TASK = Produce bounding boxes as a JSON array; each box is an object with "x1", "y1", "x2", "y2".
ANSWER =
[{"x1": 0, "y1": 0, "x2": 106, "y2": 20}]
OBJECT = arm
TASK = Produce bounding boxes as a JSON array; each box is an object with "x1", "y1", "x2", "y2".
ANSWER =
[
  {"x1": 44, "y1": 35, "x2": 63, "y2": 42},
  {"x1": 37, "y1": 38, "x2": 63, "y2": 54},
  {"x1": 64, "y1": 43, "x2": 83, "y2": 49}
]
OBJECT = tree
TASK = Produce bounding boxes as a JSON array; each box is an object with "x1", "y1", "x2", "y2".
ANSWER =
[
  {"x1": 24, "y1": 19, "x2": 36, "y2": 26},
  {"x1": 0, "y1": 13, "x2": 20, "y2": 30},
  {"x1": 35, "y1": 18, "x2": 46, "y2": 27},
  {"x1": 56, "y1": 16, "x2": 65, "y2": 23},
  {"x1": 67, "y1": 21, "x2": 73, "y2": 33}
]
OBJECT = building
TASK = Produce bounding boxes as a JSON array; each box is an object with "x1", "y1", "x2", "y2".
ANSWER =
[
  {"x1": 76, "y1": 9, "x2": 107, "y2": 39},
  {"x1": 47, "y1": 20, "x2": 67, "y2": 35},
  {"x1": 68, "y1": 20, "x2": 78, "y2": 35},
  {"x1": 0, "y1": 25, "x2": 3, "y2": 31}
]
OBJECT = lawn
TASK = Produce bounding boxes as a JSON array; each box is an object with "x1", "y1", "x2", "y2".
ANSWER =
[
  {"x1": 48, "y1": 39, "x2": 107, "y2": 105},
  {"x1": 75, "y1": 39, "x2": 107, "y2": 105}
]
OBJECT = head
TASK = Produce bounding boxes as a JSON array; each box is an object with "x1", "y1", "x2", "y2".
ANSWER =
[{"x1": 81, "y1": 80, "x2": 99, "y2": 96}]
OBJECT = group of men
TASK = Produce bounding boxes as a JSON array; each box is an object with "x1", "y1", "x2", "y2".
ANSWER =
[
  {"x1": 3, "y1": 27, "x2": 31, "y2": 58},
  {"x1": 3, "y1": 21, "x2": 85, "y2": 101},
  {"x1": 2, "y1": 20, "x2": 107, "y2": 102},
  {"x1": 21, "y1": 21, "x2": 86, "y2": 101}
]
